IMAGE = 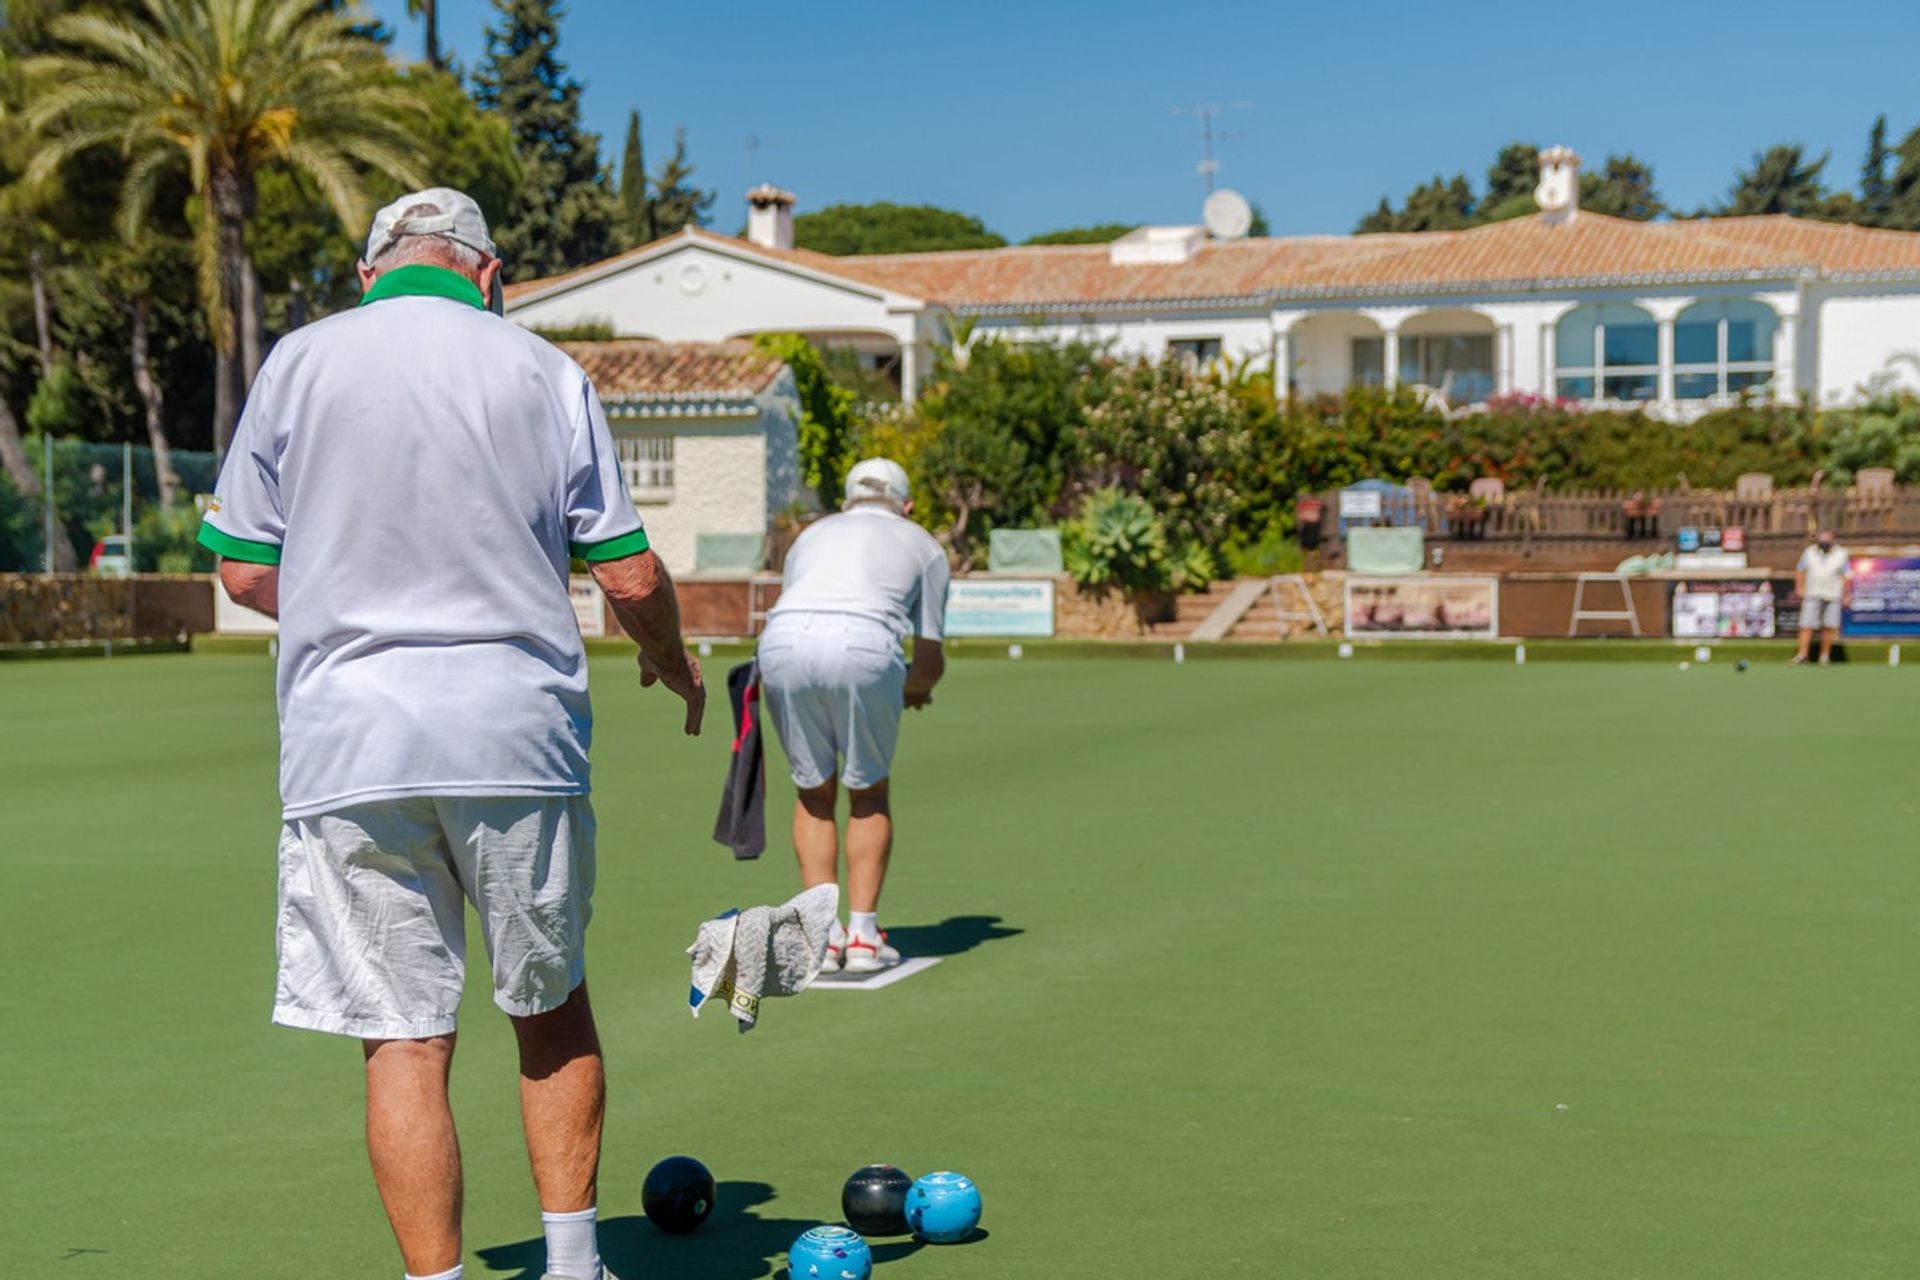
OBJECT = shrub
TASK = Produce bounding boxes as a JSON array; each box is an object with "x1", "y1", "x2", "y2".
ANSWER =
[{"x1": 1061, "y1": 488, "x2": 1170, "y2": 592}]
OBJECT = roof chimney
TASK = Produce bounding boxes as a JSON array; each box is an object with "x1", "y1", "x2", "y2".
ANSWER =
[
  {"x1": 746, "y1": 184, "x2": 796, "y2": 250},
  {"x1": 1535, "y1": 146, "x2": 1581, "y2": 225}
]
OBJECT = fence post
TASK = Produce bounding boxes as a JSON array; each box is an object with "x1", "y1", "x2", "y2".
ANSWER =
[{"x1": 42, "y1": 433, "x2": 53, "y2": 576}]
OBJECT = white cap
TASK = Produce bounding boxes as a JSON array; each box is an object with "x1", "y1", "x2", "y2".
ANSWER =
[
  {"x1": 364, "y1": 187, "x2": 496, "y2": 263},
  {"x1": 844, "y1": 457, "x2": 910, "y2": 508}
]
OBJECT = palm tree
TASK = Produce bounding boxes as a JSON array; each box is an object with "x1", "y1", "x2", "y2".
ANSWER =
[
  {"x1": 406, "y1": 0, "x2": 443, "y2": 70},
  {"x1": 25, "y1": 0, "x2": 427, "y2": 452}
]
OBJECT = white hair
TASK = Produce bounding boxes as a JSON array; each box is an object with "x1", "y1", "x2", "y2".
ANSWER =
[{"x1": 369, "y1": 232, "x2": 484, "y2": 272}]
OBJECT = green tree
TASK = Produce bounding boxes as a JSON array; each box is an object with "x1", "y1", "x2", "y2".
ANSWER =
[
  {"x1": 1716, "y1": 144, "x2": 1836, "y2": 217},
  {"x1": 648, "y1": 126, "x2": 712, "y2": 237},
  {"x1": 1580, "y1": 154, "x2": 1665, "y2": 221},
  {"x1": 752, "y1": 332, "x2": 856, "y2": 506},
  {"x1": 1887, "y1": 124, "x2": 1920, "y2": 231},
  {"x1": 1022, "y1": 223, "x2": 1136, "y2": 245},
  {"x1": 618, "y1": 109, "x2": 652, "y2": 245},
  {"x1": 793, "y1": 202, "x2": 1006, "y2": 255},
  {"x1": 1859, "y1": 115, "x2": 1892, "y2": 227},
  {"x1": 404, "y1": 0, "x2": 442, "y2": 70},
  {"x1": 1484, "y1": 142, "x2": 1538, "y2": 211},
  {"x1": 474, "y1": 0, "x2": 619, "y2": 279},
  {"x1": 26, "y1": 0, "x2": 427, "y2": 452},
  {"x1": 1356, "y1": 174, "x2": 1476, "y2": 233},
  {"x1": 1247, "y1": 202, "x2": 1270, "y2": 237}
]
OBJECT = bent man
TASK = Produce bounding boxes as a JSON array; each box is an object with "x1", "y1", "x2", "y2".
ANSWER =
[
  {"x1": 758, "y1": 459, "x2": 951, "y2": 973},
  {"x1": 200, "y1": 188, "x2": 703, "y2": 1280}
]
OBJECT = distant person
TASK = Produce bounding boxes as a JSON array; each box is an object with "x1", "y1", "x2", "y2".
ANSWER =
[
  {"x1": 199, "y1": 187, "x2": 704, "y2": 1280},
  {"x1": 757, "y1": 458, "x2": 951, "y2": 973},
  {"x1": 1792, "y1": 528, "x2": 1852, "y2": 665}
]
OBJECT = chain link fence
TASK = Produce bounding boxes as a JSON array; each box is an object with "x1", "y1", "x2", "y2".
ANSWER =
[{"x1": 1, "y1": 437, "x2": 219, "y2": 574}]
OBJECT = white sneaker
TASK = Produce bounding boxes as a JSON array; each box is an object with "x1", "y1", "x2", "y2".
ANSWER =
[
  {"x1": 542, "y1": 1272, "x2": 621, "y2": 1280},
  {"x1": 820, "y1": 920, "x2": 846, "y2": 974},
  {"x1": 842, "y1": 932, "x2": 901, "y2": 974}
]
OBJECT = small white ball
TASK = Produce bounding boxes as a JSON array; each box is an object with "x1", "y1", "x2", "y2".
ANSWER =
[{"x1": 1679, "y1": 661, "x2": 1691, "y2": 671}]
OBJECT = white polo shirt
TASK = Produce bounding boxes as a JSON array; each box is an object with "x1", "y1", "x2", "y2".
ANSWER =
[
  {"x1": 770, "y1": 506, "x2": 951, "y2": 642},
  {"x1": 199, "y1": 264, "x2": 647, "y2": 819},
  {"x1": 1798, "y1": 544, "x2": 1851, "y2": 601}
]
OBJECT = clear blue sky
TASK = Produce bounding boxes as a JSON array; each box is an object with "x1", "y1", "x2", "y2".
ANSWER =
[{"x1": 366, "y1": 0, "x2": 1920, "y2": 241}]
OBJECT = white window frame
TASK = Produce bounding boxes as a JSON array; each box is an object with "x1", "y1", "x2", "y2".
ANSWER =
[
  {"x1": 1168, "y1": 336, "x2": 1224, "y2": 370},
  {"x1": 1556, "y1": 308, "x2": 1658, "y2": 405},
  {"x1": 1673, "y1": 312, "x2": 1775, "y2": 402},
  {"x1": 617, "y1": 433, "x2": 674, "y2": 504}
]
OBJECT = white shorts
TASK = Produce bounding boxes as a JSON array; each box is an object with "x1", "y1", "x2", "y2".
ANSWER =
[
  {"x1": 273, "y1": 795, "x2": 596, "y2": 1039},
  {"x1": 1799, "y1": 598, "x2": 1842, "y2": 631},
  {"x1": 758, "y1": 613, "x2": 906, "y2": 790}
]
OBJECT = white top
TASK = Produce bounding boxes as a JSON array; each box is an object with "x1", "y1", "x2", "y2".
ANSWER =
[
  {"x1": 1798, "y1": 544, "x2": 1851, "y2": 601},
  {"x1": 770, "y1": 506, "x2": 951, "y2": 642},
  {"x1": 199, "y1": 265, "x2": 647, "y2": 819}
]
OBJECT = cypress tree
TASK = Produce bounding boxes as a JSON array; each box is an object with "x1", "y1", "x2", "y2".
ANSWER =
[
  {"x1": 473, "y1": 0, "x2": 618, "y2": 277},
  {"x1": 619, "y1": 109, "x2": 652, "y2": 246},
  {"x1": 1860, "y1": 115, "x2": 1892, "y2": 227}
]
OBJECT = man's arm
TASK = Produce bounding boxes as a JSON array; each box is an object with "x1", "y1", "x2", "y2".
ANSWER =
[
  {"x1": 591, "y1": 549, "x2": 704, "y2": 735},
  {"x1": 904, "y1": 638, "x2": 944, "y2": 710},
  {"x1": 218, "y1": 560, "x2": 279, "y2": 619}
]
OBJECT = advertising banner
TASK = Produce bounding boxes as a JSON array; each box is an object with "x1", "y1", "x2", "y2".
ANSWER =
[
  {"x1": 944, "y1": 579, "x2": 1056, "y2": 638},
  {"x1": 1843, "y1": 556, "x2": 1920, "y2": 637},
  {"x1": 1671, "y1": 580, "x2": 1776, "y2": 639},
  {"x1": 1345, "y1": 576, "x2": 1498, "y2": 638}
]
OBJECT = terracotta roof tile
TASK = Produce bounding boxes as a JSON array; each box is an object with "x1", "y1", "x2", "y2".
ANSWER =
[
  {"x1": 1658, "y1": 214, "x2": 1920, "y2": 276},
  {"x1": 556, "y1": 339, "x2": 784, "y2": 401},
  {"x1": 508, "y1": 214, "x2": 1920, "y2": 313}
]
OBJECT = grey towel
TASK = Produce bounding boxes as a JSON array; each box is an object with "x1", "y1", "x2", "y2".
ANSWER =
[{"x1": 687, "y1": 884, "x2": 839, "y2": 1032}]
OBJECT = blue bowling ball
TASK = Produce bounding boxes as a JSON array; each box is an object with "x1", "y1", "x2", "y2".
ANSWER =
[
  {"x1": 906, "y1": 1171, "x2": 982, "y2": 1243},
  {"x1": 788, "y1": 1224, "x2": 872, "y2": 1279}
]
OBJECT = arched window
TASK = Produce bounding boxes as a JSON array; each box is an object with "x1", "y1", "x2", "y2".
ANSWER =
[
  {"x1": 1674, "y1": 300, "x2": 1777, "y2": 400},
  {"x1": 1556, "y1": 303, "x2": 1658, "y2": 403}
]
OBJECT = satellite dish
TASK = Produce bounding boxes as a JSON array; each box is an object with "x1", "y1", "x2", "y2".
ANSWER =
[{"x1": 1203, "y1": 189, "x2": 1253, "y2": 240}]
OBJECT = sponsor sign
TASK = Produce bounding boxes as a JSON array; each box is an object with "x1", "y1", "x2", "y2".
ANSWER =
[
  {"x1": 1339, "y1": 488, "x2": 1383, "y2": 519},
  {"x1": 1843, "y1": 556, "x2": 1920, "y2": 637},
  {"x1": 1671, "y1": 580, "x2": 1776, "y2": 639},
  {"x1": 944, "y1": 579, "x2": 1056, "y2": 638},
  {"x1": 1344, "y1": 576, "x2": 1498, "y2": 638}
]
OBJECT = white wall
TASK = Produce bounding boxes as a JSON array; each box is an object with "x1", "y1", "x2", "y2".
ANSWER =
[
  {"x1": 512, "y1": 242, "x2": 915, "y2": 346},
  {"x1": 968, "y1": 309, "x2": 1275, "y2": 368},
  {"x1": 614, "y1": 412, "x2": 769, "y2": 575},
  {"x1": 1810, "y1": 284, "x2": 1920, "y2": 403}
]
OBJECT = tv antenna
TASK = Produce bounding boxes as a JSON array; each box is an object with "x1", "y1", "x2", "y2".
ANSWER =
[{"x1": 1172, "y1": 102, "x2": 1251, "y2": 194}]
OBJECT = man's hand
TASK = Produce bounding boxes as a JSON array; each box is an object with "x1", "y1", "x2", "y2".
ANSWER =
[
  {"x1": 904, "y1": 687, "x2": 934, "y2": 711},
  {"x1": 640, "y1": 650, "x2": 705, "y2": 735}
]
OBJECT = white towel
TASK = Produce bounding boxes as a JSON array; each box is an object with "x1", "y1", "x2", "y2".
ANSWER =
[{"x1": 687, "y1": 884, "x2": 839, "y2": 1032}]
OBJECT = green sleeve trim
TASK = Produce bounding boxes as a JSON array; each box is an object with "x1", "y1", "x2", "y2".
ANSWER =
[
  {"x1": 197, "y1": 521, "x2": 282, "y2": 565},
  {"x1": 571, "y1": 528, "x2": 650, "y2": 562}
]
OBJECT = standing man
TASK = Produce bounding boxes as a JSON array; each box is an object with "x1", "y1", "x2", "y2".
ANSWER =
[
  {"x1": 1792, "y1": 528, "x2": 1852, "y2": 665},
  {"x1": 758, "y1": 459, "x2": 950, "y2": 973},
  {"x1": 199, "y1": 188, "x2": 704, "y2": 1280}
]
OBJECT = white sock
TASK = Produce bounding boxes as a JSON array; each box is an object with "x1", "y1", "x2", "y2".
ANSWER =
[
  {"x1": 849, "y1": 910, "x2": 879, "y2": 941},
  {"x1": 543, "y1": 1206, "x2": 600, "y2": 1280},
  {"x1": 405, "y1": 1267, "x2": 461, "y2": 1280}
]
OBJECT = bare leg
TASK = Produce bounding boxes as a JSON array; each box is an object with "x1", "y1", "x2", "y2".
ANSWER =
[
  {"x1": 364, "y1": 1034, "x2": 462, "y2": 1276},
  {"x1": 793, "y1": 780, "x2": 839, "y2": 891},
  {"x1": 845, "y1": 781, "x2": 893, "y2": 915},
  {"x1": 511, "y1": 982, "x2": 604, "y2": 1213},
  {"x1": 1795, "y1": 627, "x2": 1814, "y2": 661},
  {"x1": 1820, "y1": 627, "x2": 1838, "y2": 662}
]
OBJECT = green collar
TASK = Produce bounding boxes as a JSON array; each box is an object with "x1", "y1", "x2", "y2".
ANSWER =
[{"x1": 359, "y1": 263, "x2": 485, "y2": 309}]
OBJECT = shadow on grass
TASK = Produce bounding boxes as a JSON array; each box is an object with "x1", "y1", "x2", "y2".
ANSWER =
[
  {"x1": 883, "y1": 915, "x2": 1022, "y2": 958},
  {"x1": 476, "y1": 1181, "x2": 988, "y2": 1279}
]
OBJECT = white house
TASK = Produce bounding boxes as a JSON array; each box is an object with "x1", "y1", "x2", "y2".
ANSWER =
[
  {"x1": 555, "y1": 339, "x2": 801, "y2": 575},
  {"x1": 511, "y1": 151, "x2": 1920, "y2": 419}
]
